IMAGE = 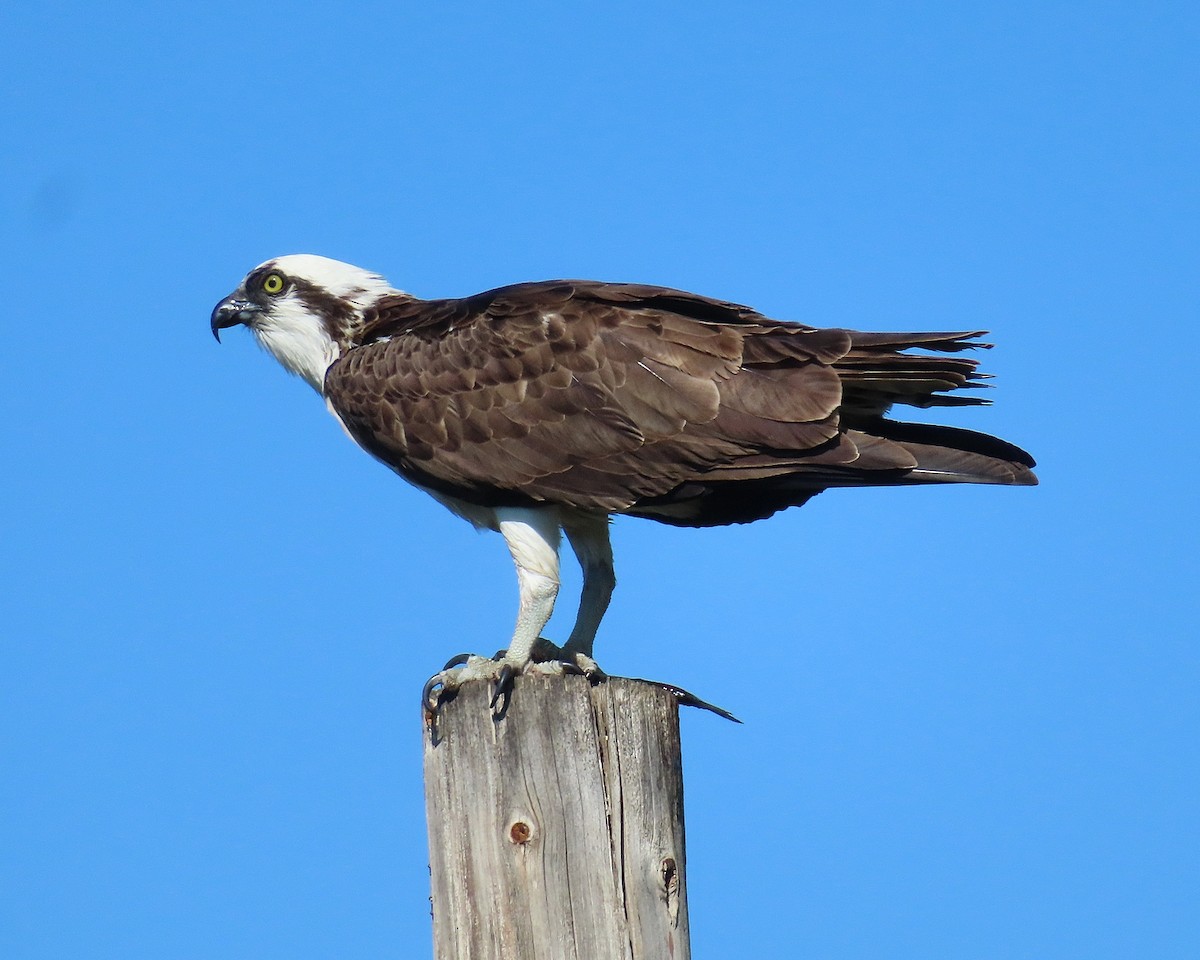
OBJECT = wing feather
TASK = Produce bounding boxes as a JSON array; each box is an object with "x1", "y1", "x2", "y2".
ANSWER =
[{"x1": 325, "y1": 281, "x2": 1034, "y2": 518}]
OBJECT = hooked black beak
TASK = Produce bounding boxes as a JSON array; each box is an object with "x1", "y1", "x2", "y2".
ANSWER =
[{"x1": 210, "y1": 297, "x2": 262, "y2": 342}]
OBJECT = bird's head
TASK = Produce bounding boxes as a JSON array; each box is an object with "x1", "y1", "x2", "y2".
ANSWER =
[{"x1": 211, "y1": 254, "x2": 396, "y2": 393}]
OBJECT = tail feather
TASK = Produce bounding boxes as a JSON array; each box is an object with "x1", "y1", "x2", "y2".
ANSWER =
[
  {"x1": 843, "y1": 330, "x2": 991, "y2": 352},
  {"x1": 892, "y1": 442, "x2": 1037, "y2": 486},
  {"x1": 866, "y1": 418, "x2": 1037, "y2": 472},
  {"x1": 624, "y1": 325, "x2": 1037, "y2": 527},
  {"x1": 835, "y1": 331, "x2": 994, "y2": 414}
]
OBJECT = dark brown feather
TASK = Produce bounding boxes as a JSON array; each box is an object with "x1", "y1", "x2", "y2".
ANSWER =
[{"x1": 324, "y1": 280, "x2": 1036, "y2": 523}]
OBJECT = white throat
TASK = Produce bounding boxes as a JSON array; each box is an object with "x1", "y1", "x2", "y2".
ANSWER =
[{"x1": 251, "y1": 302, "x2": 341, "y2": 393}]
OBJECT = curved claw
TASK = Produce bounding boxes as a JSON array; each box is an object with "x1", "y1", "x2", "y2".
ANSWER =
[
  {"x1": 490, "y1": 662, "x2": 516, "y2": 710},
  {"x1": 422, "y1": 673, "x2": 449, "y2": 714},
  {"x1": 442, "y1": 652, "x2": 473, "y2": 670},
  {"x1": 570, "y1": 652, "x2": 605, "y2": 681}
]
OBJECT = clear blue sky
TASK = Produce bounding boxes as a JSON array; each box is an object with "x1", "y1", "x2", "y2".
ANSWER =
[{"x1": 2, "y1": 2, "x2": 1195, "y2": 957}]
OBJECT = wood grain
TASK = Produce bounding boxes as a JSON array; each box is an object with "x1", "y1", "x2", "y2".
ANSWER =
[{"x1": 424, "y1": 674, "x2": 689, "y2": 960}]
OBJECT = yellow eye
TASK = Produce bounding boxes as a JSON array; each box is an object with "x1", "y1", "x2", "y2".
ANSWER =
[{"x1": 262, "y1": 273, "x2": 285, "y2": 295}]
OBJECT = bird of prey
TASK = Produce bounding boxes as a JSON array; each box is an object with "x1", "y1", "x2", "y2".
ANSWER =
[{"x1": 212, "y1": 255, "x2": 1036, "y2": 708}]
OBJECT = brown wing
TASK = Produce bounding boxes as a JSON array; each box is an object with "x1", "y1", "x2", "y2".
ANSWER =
[{"x1": 325, "y1": 280, "x2": 1036, "y2": 523}]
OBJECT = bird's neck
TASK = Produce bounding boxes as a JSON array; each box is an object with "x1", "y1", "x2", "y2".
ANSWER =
[{"x1": 252, "y1": 312, "x2": 341, "y2": 394}]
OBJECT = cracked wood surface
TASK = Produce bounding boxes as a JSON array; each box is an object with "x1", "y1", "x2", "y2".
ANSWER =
[{"x1": 424, "y1": 675, "x2": 689, "y2": 960}]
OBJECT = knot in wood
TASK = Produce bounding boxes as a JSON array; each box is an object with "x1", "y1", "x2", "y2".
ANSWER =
[
  {"x1": 508, "y1": 820, "x2": 533, "y2": 845},
  {"x1": 661, "y1": 856, "x2": 680, "y2": 923},
  {"x1": 660, "y1": 857, "x2": 677, "y2": 891}
]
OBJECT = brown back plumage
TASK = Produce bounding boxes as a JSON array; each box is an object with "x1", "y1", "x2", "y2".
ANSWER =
[{"x1": 324, "y1": 281, "x2": 1036, "y2": 526}]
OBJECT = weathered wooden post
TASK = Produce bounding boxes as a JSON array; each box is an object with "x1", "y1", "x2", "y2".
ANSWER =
[{"x1": 424, "y1": 673, "x2": 690, "y2": 960}]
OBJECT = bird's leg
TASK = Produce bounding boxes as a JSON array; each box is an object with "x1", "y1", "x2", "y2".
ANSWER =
[
  {"x1": 497, "y1": 507, "x2": 563, "y2": 667},
  {"x1": 422, "y1": 507, "x2": 564, "y2": 715},
  {"x1": 560, "y1": 513, "x2": 615, "y2": 679}
]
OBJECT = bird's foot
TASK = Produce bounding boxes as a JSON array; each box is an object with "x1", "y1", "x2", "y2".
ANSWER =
[
  {"x1": 421, "y1": 641, "x2": 606, "y2": 720},
  {"x1": 530, "y1": 639, "x2": 606, "y2": 683}
]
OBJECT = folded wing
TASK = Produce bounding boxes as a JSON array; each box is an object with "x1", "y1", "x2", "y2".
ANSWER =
[{"x1": 324, "y1": 281, "x2": 1036, "y2": 525}]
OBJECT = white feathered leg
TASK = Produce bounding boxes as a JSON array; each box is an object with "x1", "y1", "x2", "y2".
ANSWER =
[
  {"x1": 495, "y1": 506, "x2": 563, "y2": 665},
  {"x1": 561, "y1": 513, "x2": 615, "y2": 667}
]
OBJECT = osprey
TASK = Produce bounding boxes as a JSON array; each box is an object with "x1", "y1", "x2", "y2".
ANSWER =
[{"x1": 212, "y1": 254, "x2": 1036, "y2": 707}]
